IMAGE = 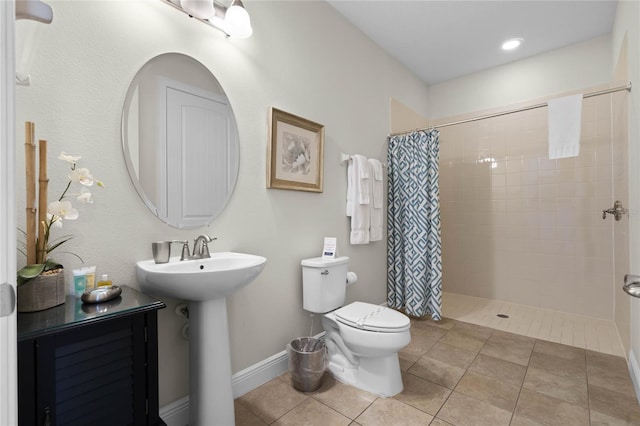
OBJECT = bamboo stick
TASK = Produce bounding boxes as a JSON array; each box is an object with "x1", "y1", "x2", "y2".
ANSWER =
[
  {"x1": 24, "y1": 122, "x2": 37, "y2": 265},
  {"x1": 37, "y1": 139, "x2": 48, "y2": 264}
]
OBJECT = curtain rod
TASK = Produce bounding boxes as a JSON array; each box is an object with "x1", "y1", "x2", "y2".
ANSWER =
[{"x1": 389, "y1": 82, "x2": 632, "y2": 137}]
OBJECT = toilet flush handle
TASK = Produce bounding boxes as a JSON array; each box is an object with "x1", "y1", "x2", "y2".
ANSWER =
[{"x1": 321, "y1": 270, "x2": 329, "y2": 275}]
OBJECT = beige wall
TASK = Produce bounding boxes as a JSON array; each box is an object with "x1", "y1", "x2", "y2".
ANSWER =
[
  {"x1": 428, "y1": 35, "x2": 612, "y2": 120},
  {"x1": 389, "y1": 97, "x2": 429, "y2": 135},
  {"x1": 14, "y1": 1, "x2": 429, "y2": 405}
]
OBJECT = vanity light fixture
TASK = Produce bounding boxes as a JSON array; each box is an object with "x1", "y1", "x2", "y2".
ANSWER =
[
  {"x1": 16, "y1": 0, "x2": 53, "y2": 23},
  {"x1": 179, "y1": 0, "x2": 215, "y2": 19},
  {"x1": 162, "y1": 0, "x2": 253, "y2": 38},
  {"x1": 501, "y1": 38, "x2": 523, "y2": 51}
]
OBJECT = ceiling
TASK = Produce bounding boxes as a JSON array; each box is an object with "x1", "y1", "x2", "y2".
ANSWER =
[{"x1": 326, "y1": 1, "x2": 618, "y2": 86}]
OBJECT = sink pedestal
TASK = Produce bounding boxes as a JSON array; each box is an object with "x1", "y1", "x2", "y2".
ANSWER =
[
  {"x1": 135, "y1": 252, "x2": 267, "y2": 425},
  {"x1": 189, "y1": 298, "x2": 234, "y2": 426}
]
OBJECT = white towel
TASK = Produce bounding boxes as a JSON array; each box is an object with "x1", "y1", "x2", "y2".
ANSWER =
[
  {"x1": 548, "y1": 94, "x2": 583, "y2": 159},
  {"x1": 368, "y1": 159, "x2": 383, "y2": 241},
  {"x1": 353, "y1": 155, "x2": 370, "y2": 205},
  {"x1": 368, "y1": 159, "x2": 383, "y2": 209},
  {"x1": 346, "y1": 158, "x2": 354, "y2": 217},
  {"x1": 348, "y1": 155, "x2": 371, "y2": 244},
  {"x1": 350, "y1": 202, "x2": 370, "y2": 244},
  {"x1": 346, "y1": 154, "x2": 370, "y2": 217}
]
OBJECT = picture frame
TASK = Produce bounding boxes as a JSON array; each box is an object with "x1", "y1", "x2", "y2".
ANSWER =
[{"x1": 267, "y1": 107, "x2": 324, "y2": 192}]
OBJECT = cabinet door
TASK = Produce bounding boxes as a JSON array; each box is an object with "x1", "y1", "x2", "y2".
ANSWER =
[
  {"x1": 40, "y1": 315, "x2": 147, "y2": 426},
  {"x1": 18, "y1": 336, "x2": 57, "y2": 425},
  {"x1": 53, "y1": 315, "x2": 147, "y2": 425}
]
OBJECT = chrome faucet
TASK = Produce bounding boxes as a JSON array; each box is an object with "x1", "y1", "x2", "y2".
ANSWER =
[
  {"x1": 192, "y1": 235, "x2": 217, "y2": 259},
  {"x1": 178, "y1": 235, "x2": 217, "y2": 261}
]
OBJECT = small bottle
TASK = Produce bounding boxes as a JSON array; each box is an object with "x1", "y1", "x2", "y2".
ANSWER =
[
  {"x1": 72, "y1": 269, "x2": 87, "y2": 297},
  {"x1": 83, "y1": 266, "x2": 96, "y2": 291},
  {"x1": 97, "y1": 274, "x2": 112, "y2": 288}
]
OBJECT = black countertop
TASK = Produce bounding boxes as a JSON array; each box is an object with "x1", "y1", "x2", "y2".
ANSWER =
[{"x1": 18, "y1": 285, "x2": 166, "y2": 341}]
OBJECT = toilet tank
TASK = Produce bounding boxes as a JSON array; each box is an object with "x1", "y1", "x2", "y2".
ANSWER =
[{"x1": 301, "y1": 256, "x2": 349, "y2": 313}]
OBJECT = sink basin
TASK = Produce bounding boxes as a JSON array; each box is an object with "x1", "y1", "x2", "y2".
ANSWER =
[{"x1": 136, "y1": 251, "x2": 267, "y2": 301}]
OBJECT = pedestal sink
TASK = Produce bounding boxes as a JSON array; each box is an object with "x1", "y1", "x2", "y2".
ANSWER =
[{"x1": 136, "y1": 252, "x2": 267, "y2": 426}]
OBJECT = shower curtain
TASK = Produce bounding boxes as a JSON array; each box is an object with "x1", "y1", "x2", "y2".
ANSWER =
[{"x1": 387, "y1": 129, "x2": 442, "y2": 320}]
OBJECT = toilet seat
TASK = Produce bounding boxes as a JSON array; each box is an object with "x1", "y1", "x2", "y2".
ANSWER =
[{"x1": 334, "y1": 302, "x2": 410, "y2": 333}]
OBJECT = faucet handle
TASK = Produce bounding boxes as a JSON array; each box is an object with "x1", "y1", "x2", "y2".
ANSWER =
[
  {"x1": 172, "y1": 240, "x2": 190, "y2": 261},
  {"x1": 202, "y1": 237, "x2": 217, "y2": 258}
]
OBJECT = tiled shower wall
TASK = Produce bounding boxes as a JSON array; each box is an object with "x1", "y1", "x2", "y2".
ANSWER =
[
  {"x1": 439, "y1": 93, "x2": 619, "y2": 319},
  {"x1": 612, "y1": 87, "x2": 630, "y2": 344}
]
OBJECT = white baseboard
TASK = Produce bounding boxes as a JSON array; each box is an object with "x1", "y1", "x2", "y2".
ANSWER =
[
  {"x1": 159, "y1": 396, "x2": 190, "y2": 426},
  {"x1": 629, "y1": 349, "x2": 640, "y2": 406},
  {"x1": 160, "y1": 333, "x2": 325, "y2": 426},
  {"x1": 160, "y1": 351, "x2": 288, "y2": 426},
  {"x1": 231, "y1": 349, "x2": 290, "y2": 398}
]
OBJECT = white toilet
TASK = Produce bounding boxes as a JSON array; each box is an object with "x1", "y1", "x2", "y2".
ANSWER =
[{"x1": 301, "y1": 256, "x2": 411, "y2": 397}]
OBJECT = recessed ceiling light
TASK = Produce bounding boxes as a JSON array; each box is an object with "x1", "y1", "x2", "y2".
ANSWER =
[{"x1": 502, "y1": 38, "x2": 523, "y2": 51}]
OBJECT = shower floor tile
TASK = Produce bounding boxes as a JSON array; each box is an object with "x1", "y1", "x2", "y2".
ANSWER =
[{"x1": 441, "y1": 291, "x2": 625, "y2": 357}]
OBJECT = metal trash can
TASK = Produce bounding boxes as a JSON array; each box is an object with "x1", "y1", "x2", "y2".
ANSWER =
[{"x1": 287, "y1": 337, "x2": 327, "y2": 392}]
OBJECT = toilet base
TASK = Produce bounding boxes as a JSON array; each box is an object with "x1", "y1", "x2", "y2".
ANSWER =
[{"x1": 327, "y1": 352, "x2": 403, "y2": 397}]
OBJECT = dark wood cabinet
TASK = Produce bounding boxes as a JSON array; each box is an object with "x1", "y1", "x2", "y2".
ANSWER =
[{"x1": 18, "y1": 286, "x2": 166, "y2": 426}]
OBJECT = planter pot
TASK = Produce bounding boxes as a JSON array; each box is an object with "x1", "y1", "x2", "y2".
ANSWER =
[{"x1": 17, "y1": 269, "x2": 65, "y2": 312}]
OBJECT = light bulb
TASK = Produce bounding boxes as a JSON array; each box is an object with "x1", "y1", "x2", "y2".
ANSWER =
[{"x1": 225, "y1": 0, "x2": 253, "y2": 38}]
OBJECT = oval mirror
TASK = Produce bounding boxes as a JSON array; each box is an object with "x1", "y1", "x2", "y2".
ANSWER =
[{"x1": 122, "y1": 53, "x2": 240, "y2": 229}]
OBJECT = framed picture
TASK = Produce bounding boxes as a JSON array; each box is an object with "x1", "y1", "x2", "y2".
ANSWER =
[{"x1": 267, "y1": 107, "x2": 324, "y2": 192}]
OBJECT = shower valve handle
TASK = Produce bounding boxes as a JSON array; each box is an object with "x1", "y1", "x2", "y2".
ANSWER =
[{"x1": 602, "y1": 200, "x2": 628, "y2": 221}]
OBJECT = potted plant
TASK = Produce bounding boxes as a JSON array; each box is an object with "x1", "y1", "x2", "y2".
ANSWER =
[{"x1": 17, "y1": 122, "x2": 103, "y2": 312}]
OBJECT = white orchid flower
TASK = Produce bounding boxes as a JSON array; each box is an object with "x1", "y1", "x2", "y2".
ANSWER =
[
  {"x1": 23, "y1": 152, "x2": 106, "y2": 267},
  {"x1": 48, "y1": 200, "x2": 79, "y2": 221},
  {"x1": 69, "y1": 167, "x2": 95, "y2": 186},
  {"x1": 76, "y1": 190, "x2": 93, "y2": 204},
  {"x1": 58, "y1": 152, "x2": 82, "y2": 164}
]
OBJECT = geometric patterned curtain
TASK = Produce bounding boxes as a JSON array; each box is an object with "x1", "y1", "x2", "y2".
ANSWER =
[{"x1": 387, "y1": 129, "x2": 442, "y2": 320}]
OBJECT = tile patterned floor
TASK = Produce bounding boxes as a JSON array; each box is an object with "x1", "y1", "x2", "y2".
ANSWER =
[
  {"x1": 235, "y1": 317, "x2": 640, "y2": 425},
  {"x1": 442, "y1": 292, "x2": 625, "y2": 357}
]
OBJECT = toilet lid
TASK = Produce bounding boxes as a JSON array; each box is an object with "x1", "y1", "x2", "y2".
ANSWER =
[{"x1": 334, "y1": 302, "x2": 410, "y2": 332}]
